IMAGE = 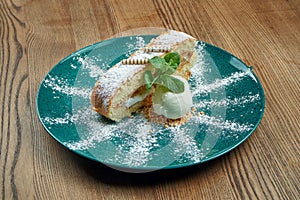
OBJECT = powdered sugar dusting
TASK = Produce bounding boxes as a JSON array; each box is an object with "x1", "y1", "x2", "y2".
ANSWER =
[
  {"x1": 171, "y1": 126, "x2": 204, "y2": 162},
  {"x1": 152, "y1": 30, "x2": 193, "y2": 46},
  {"x1": 43, "y1": 113, "x2": 74, "y2": 125},
  {"x1": 43, "y1": 74, "x2": 91, "y2": 98},
  {"x1": 77, "y1": 56, "x2": 107, "y2": 79},
  {"x1": 111, "y1": 121, "x2": 156, "y2": 166},
  {"x1": 194, "y1": 94, "x2": 261, "y2": 108},
  {"x1": 125, "y1": 36, "x2": 146, "y2": 57},
  {"x1": 95, "y1": 63, "x2": 145, "y2": 108},
  {"x1": 192, "y1": 114, "x2": 253, "y2": 132},
  {"x1": 192, "y1": 70, "x2": 251, "y2": 95}
]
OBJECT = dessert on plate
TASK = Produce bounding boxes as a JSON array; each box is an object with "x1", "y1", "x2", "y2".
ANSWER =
[{"x1": 91, "y1": 30, "x2": 198, "y2": 124}]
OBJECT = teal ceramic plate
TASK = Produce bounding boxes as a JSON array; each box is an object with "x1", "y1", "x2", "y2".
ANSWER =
[{"x1": 36, "y1": 35, "x2": 265, "y2": 172}]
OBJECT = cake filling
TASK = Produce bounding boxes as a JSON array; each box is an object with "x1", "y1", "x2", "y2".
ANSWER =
[{"x1": 125, "y1": 86, "x2": 151, "y2": 108}]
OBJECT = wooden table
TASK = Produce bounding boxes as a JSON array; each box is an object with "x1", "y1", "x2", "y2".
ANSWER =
[{"x1": 1, "y1": 0, "x2": 299, "y2": 199}]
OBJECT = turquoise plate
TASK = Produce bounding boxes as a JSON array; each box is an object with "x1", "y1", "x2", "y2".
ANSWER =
[{"x1": 36, "y1": 35, "x2": 265, "y2": 173}]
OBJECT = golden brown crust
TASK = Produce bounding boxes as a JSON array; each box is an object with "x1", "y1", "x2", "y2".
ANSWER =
[{"x1": 91, "y1": 83, "x2": 110, "y2": 118}]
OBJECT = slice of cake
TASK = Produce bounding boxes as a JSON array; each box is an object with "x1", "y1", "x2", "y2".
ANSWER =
[{"x1": 91, "y1": 30, "x2": 198, "y2": 122}]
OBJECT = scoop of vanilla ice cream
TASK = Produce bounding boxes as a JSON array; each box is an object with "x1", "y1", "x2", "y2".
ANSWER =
[{"x1": 152, "y1": 75, "x2": 193, "y2": 119}]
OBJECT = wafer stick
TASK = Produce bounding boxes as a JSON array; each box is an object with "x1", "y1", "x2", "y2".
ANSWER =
[
  {"x1": 121, "y1": 58, "x2": 149, "y2": 65},
  {"x1": 144, "y1": 46, "x2": 171, "y2": 52}
]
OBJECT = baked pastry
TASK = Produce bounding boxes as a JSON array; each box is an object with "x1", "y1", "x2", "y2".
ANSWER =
[{"x1": 91, "y1": 30, "x2": 198, "y2": 121}]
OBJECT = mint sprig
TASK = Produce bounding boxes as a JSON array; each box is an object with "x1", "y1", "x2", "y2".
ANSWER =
[{"x1": 144, "y1": 52, "x2": 184, "y2": 93}]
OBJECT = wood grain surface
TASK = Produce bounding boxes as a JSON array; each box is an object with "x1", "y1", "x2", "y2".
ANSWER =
[{"x1": 1, "y1": 0, "x2": 299, "y2": 199}]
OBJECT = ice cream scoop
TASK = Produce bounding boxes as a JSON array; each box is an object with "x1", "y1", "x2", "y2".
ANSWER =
[{"x1": 152, "y1": 75, "x2": 193, "y2": 119}]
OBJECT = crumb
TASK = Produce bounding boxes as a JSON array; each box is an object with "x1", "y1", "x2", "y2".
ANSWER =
[
  {"x1": 198, "y1": 111, "x2": 204, "y2": 116},
  {"x1": 191, "y1": 107, "x2": 197, "y2": 113},
  {"x1": 143, "y1": 105, "x2": 192, "y2": 127}
]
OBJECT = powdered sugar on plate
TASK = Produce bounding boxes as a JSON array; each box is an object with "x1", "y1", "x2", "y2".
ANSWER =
[
  {"x1": 192, "y1": 70, "x2": 251, "y2": 96},
  {"x1": 194, "y1": 94, "x2": 261, "y2": 108},
  {"x1": 125, "y1": 36, "x2": 146, "y2": 57},
  {"x1": 43, "y1": 74, "x2": 92, "y2": 99},
  {"x1": 77, "y1": 56, "x2": 107, "y2": 79}
]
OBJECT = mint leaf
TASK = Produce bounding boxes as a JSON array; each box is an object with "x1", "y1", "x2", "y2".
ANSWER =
[
  {"x1": 156, "y1": 74, "x2": 184, "y2": 93},
  {"x1": 169, "y1": 59, "x2": 179, "y2": 69},
  {"x1": 149, "y1": 56, "x2": 165, "y2": 69},
  {"x1": 144, "y1": 52, "x2": 184, "y2": 93},
  {"x1": 164, "y1": 67, "x2": 176, "y2": 75},
  {"x1": 164, "y1": 52, "x2": 180, "y2": 69},
  {"x1": 144, "y1": 70, "x2": 154, "y2": 89}
]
